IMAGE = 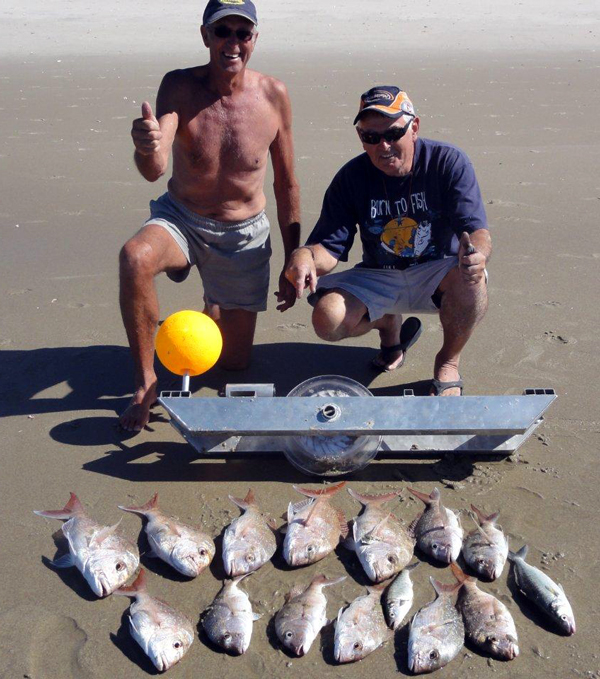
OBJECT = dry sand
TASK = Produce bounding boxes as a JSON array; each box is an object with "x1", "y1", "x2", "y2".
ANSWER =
[{"x1": 1, "y1": 1, "x2": 600, "y2": 677}]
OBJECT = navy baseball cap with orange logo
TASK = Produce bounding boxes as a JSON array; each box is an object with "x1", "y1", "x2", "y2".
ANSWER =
[
  {"x1": 203, "y1": 0, "x2": 258, "y2": 26},
  {"x1": 353, "y1": 86, "x2": 416, "y2": 125}
]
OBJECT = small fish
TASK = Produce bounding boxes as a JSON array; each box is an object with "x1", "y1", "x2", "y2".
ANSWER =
[
  {"x1": 508, "y1": 545, "x2": 575, "y2": 635},
  {"x1": 202, "y1": 574, "x2": 261, "y2": 654},
  {"x1": 118, "y1": 493, "x2": 214, "y2": 578},
  {"x1": 408, "y1": 577, "x2": 464, "y2": 674},
  {"x1": 408, "y1": 487, "x2": 463, "y2": 564},
  {"x1": 334, "y1": 585, "x2": 393, "y2": 663},
  {"x1": 462, "y1": 505, "x2": 509, "y2": 580},
  {"x1": 34, "y1": 492, "x2": 139, "y2": 597},
  {"x1": 346, "y1": 488, "x2": 414, "y2": 583},
  {"x1": 114, "y1": 569, "x2": 194, "y2": 672},
  {"x1": 275, "y1": 574, "x2": 346, "y2": 656},
  {"x1": 383, "y1": 562, "x2": 419, "y2": 630},
  {"x1": 283, "y1": 481, "x2": 348, "y2": 567},
  {"x1": 451, "y1": 562, "x2": 519, "y2": 660},
  {"x1": 222, "y1": 489, "x2": 277, "y2": 577}
]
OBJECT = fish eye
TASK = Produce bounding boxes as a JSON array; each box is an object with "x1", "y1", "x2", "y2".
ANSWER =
[
  {"x1": 388, "y1": 610, "x2": 396, "y2": 618},
  {"x1": 387, "y1": 555, "x2": 397, "y2": 564},
  {"x1": 115, "y1": 562, "x2": 125, "y2": 572},
  {"x1": 306, "y1": 544, "x2": 315, "y2": 553},
  {"x1": 199, "y1": 548, "x2": 207, "y2": 556},
  {"x1": 487, "y1": 636, "x2": 498, "y2": 644},
  {"x1": 284, "y1": 631, "x2": 293, "y2": 639},
  {"x1": 246, "y1": 553, "x2": 255, "y2": 563},
  {"x1": 173, "y1": 641, "x2": 182, "y2": 649},
  {"x1": 561, "y1": 614, "x2": 567, "y2": 620},
  {"x1": 432, "y1": 543, "x2": 438, "y2": 550},
  {"x1": 429, "y1": 650, "x2": 439, "y2": 660},
  {"x1": 353, "y1": 642, "x2": 362, "y2": 650},
  {"x1": 223, "y1": 633, "x2": 231, "y2": 642}
]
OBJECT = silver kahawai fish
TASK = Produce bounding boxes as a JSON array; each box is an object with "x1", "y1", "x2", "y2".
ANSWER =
[
  {"x1": 462, "y1": 505, "x2": 509, "y2": 580},
  {"x1": 222, "y1": 489, "x2": 277, "y2": 577},
  {"x1": 334, "y1": 584, "x2": 393, "y2": 663},
  {"x1": 383, "y1": 562, "x2": 419, "y2": 630},
  {"x1": 115, "y1": 568, "x2": 194, "y2": 673},
  {"x1": 202, "y1": 574, "x2": 261, "y2": 654},
  {"x1": 408, "y1": 577, "x2": 464, "y2": 674},
  {"x1": 508, "y1": 544, "x2": 576, "y2": 635},
  {"x1": 275, "y1": 574, "x2": 346, "y2": 657},
  {"x1": 283, "y1": 481, "x2": 348, "y2": 567},
  {"x1": 34, "y1": 492, "x2": 139, "y2": 597},
  {"x1": 118, "y1": 493, "x2": 214, "y2": 578},
  {"x1": 408, "y1": 487, "x2": 463, "y2": 564},
  {"x1": 451, "y1": 562, "x2": 519, "y2": 660},
  {"x1": 346, "y1": 488, "x2": 415, "y2": 583}
]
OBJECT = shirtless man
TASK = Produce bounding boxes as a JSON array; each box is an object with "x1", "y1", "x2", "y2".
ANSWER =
[{"x1": 119, "y1": 0, "x2": 300, "y2": 431}]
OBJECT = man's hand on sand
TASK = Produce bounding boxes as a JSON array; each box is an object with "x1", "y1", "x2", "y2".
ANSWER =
[
  {"x1": 459, "y1": 232, "x2": 486, "y2": 285},
  {"x1": 284, "y1": 247, "x2": 318, "y2": 303},
  {"x1": 275, "y1": 270, "x2": 298, "y2": 312},
  {"x1": 131, "y1": 102, "x2": 162, "y2": 155}
]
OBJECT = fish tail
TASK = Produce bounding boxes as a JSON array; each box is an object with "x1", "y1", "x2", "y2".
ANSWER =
[
  {"x1": 405, "y1": 561, "x2": 420, "y2": 572},
  {"x1": 508, "y1": 544, "x2": 528, "y2": 562},
  {"x1": 450, "y1": 562, "x2": 474, "y2": 584},
  {"x1": 292, "y1": 480, "x2": 346, "y2": 499},
  {"x1": 407, "y1": 487, "x2": 440, "y2": 505},
  {"x1": 347, "y1": 488, "x2": 401, "y2": 506},
  {"x1": 366, "y1": 583, "x2": 387, "y2": 596},
  {"x1": 311, "y1": 574, "x2": 346, "y2": 588},
  {"x1": 33, "y1": 492, "x2": 84, "y2": 519},
  {"x1": 228, "y1": 488, "x2": 257, "y2": 510},
  {"x1": 430, "y1": 576, "x2": 462, "y2": 596},
  {"x1": 470, "y1": 504, "x2": 499, "y2": 525},
  {"x1": 114, "y1": 568, "x2": 147, "y2": 597},
  {"x1": 118, "y1": 492, "x2": 159, "y2": 516}
]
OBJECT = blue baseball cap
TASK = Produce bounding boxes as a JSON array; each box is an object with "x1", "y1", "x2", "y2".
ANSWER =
[
  {"x1": 353, "y1": 86, "x2": 416, "y2": 125},
  {"x1": 203, "y1": 0, "x2": 258, "y2": 26}
]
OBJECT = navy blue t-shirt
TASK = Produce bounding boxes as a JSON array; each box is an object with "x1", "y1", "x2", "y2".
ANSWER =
[{"x1": 306, "y1": 138, "x2": 488, "y2": 269}]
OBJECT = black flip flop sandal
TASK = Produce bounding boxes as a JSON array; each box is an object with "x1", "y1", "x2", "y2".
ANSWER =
[
  {"x1": 371, "y1": 316, "x2": 423, "y2": 372},
  {"x1": 430, "y1": 378, "x2": 464, "y2": 395}
]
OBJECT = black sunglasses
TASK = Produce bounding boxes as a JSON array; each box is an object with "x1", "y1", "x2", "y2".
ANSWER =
[
  {"x1": 357, "y1": 118, "x2": 414, "y2": 145},
  {"x1": 211, "y1": 25, "x2": 255, "y2": 42}
]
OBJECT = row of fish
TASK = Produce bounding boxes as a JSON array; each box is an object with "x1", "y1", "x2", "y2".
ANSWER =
[{"x1": 34, "y1": 486, "x2": 575, "y2": 672}]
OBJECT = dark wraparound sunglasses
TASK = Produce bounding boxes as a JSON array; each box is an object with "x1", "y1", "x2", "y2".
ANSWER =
[
  {"x1": 211, "y1": 25, "x2": 255, "y2": 42},
  {"x1": 357, "y1": 118, "x2": 414, "y2": 145}
]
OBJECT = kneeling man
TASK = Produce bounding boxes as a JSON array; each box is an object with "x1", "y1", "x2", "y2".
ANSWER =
[{"x1": 284, "y1": 87, "x2": 491, "y2": 395}]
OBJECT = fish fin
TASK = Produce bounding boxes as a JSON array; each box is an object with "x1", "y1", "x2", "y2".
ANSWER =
[
  {"x1": 337, "y1": 510, "x2": 349, "y2": 539},
  {"x1": 89, "y1": 520, "x2": 122, "y2": 548},
  {"x1": 115, "y1": 569, "x2": 147, "y2": 597},
  {"x1": 430, "y1": 576, "x2": 462, "y2": 596},
  {"x1": 232, "y1": 573, "x2": 252, "y2": 586},
  {"x1": 292, "y1": 480, "x2": 346, "y2": 499},
  {"x1": 279, "y1": 523, "x2": 288, "y2": 535},
  {"x1": 34, "y1": 492, "x2": 84, "y2": 520},
  {"x1": 408, "y1": 514, "x2": 421, "y2": 539},
  {"x1": 450, "y1": 562, "x2": 475, "y2": 584},
  {"x1": 228, "y1": 488, "x2": 257, "y2": 511},
  {"x1": 288, "y1": 498, "x2": 312, "y2": 523},
  {"x1": 347, "y1": 488, "x2": 401, "y2": 506},
  {"x1": 468, "y1": 513, "x2": 493, "y2": 544},
  {"x1": 144, "y1": 548, "x2": 159, "y2": 559},
  {"x1": 266, "y1": 517, "x2": 279, "y2": 532},
  {"x1": 300, "y1": 498, "x2": 321, "y2": 526},
  {"x1": 342, "y1": 524, "x2": 357, "y2": 551},
  {"x1": 508, "y1": 544, "x2": 528, "y2": 562},
  {"x1": 165, "y1": 518, "x2": 183, "y2": 537},
  {"x1": 336, "y1": 607, "x2": 344, "y2": 625},
  {"x1": 311, "y1": 574, "x2": 346, "y2": 588},
  {"x1": 470, "y1": 504, "x2": 499, "y2": 525},
  {"x1": 118, "y1": 492, "x2": 158, "y2": 516},
  {"x1": 405, "y1": 561, "x2": 420, "y2": 572},
  {"x1": 287, "y1": 584, "x2": 305, "y2": 601},
  {"x1": 286, "y1": 501, "x2": 295, "y2": 525},
  {"x1": 366, "y1": 583, "x2": 387, "y2": 596},
  {"x1": 361, "y1": 513, "x2": 393, "y2": 543},
  {"x1": 407, "y1": 487, "x2": 439, "y2": 505},
  {"x1": 128, "y1": 615, "x2": 141, "y2": 638},
  {"x1": 50, "y1": 552, "x2": 75, "y2": 568}
]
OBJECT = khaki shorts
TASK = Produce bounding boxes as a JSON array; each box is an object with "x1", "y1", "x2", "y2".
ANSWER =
[
  {"x1": 145, "y1": 192, "x2": 271, "y2": 312},
  {"x1": 308, "y1": 257, "x2": 460, "y2": 321}
]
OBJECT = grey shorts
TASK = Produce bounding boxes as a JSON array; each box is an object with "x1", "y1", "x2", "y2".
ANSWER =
[
  {"x1": 145, "y1": 192, "x2": 271, "y2": 312},
  {"x1": 308, "y1": 257, "x2": 459, "y2": 321}
]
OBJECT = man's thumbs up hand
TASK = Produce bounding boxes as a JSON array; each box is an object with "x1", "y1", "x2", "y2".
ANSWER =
[
  {"x1": 459, "y1": 231, "x2": 486, "y2": 285},
  {"x1": 132, "y1": 101, "x2": 162, "y2": 155}
]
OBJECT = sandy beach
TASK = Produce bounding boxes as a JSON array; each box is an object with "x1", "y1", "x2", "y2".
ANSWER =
[{"x1": 1, "y1": 0, "x2": 600, "y2": 677}]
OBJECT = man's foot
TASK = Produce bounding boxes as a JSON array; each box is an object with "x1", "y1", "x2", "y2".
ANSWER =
[
  {"x1": 430, "y1": 361, "x2": 462, "y2": 396},
  {"x1": 119, "y1": 381, "x2": 157, "y2": 432},
  {"x1": 372, "y1": 316, "x2": 422, "y2": 372}
]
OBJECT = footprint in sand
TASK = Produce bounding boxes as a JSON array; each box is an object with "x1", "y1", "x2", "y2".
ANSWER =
[
  {"x1": 534, "y1": 301, "x2": 562, "y2": 308},
  {"x1": 7, "y1": 288, "x2": 32, "y2": 296},
  {"x1": 277, "y1": 322, "x2": 307, "y2": 332},
  {"x1": 542, "y1": 330, "x2": 571, "y2": 344},
  {"x1": 0, "y1": 605, "x2": 91, "y2": 679}
]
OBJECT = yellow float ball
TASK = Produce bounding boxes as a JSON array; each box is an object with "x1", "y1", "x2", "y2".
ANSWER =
[{"x1": 155, "y1": 310, "x2": 222, "y2": 376}]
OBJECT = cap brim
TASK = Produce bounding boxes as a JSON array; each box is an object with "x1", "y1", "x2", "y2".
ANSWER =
[
  {"x1": 353, "y1": 106, "x2": 411, "y2": 125},
  {"x1": 205, "y1": 9, "x2": 257, "y2": 25}
]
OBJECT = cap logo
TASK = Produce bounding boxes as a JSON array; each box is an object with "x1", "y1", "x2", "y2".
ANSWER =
[
  {"x1": 364, "y1": 89, "x2": 394, "y2": 104},
  {"x1": 219, "y1": 0, "x2": 245, "y2": 5}
]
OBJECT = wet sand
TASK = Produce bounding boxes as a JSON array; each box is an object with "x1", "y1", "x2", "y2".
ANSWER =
[{"x1": 1, "y1": 5, "x2": 600, "y2": 678}]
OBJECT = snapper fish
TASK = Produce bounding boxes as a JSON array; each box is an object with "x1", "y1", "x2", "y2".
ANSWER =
[
  {"x1": 451, "y1": 562, "x2": 519, "y2": 660},
  {"x1": 408, "y1": 487, "x2": 463, "y2": 564},
  {"x1": 118, "y1": 493, "x2": 214, "y2": 578},
  {"x1": 34, "y1": 492, "x2": 139, "y2": 597},
  {"x1": 114, "y1": 568, "x2": 194, "y2": 672},
  {"x1": 408, "y1": 577, "x2": 465, "y2": 674},
  {"x1": 202, "y1": 574, "x2": 261, "y2": 655},
  {"x1": 275, "y1": 574, "x2": 346, "y2": 657},
  {"x1": 283, "y1": 481, "x2": 348, "y2": 567},
  {"x1": 383, "y1": 562, "x2": 419, "y2": 630},
  {"x1": 508, "y1": 545, "x2": 576, "y2": 635},
  {"x1": 222, "y1": 489, "x2": 277, "y2": 577},
  {"x1": 462, "y1": 505, "x2": 509, "y2": 580},
  {"x1": 345, "y1": 488, "x2": 414, "y2": 583},
  {"x1": 334, "y1": 584, "x2": 392, "y2": 663}
]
